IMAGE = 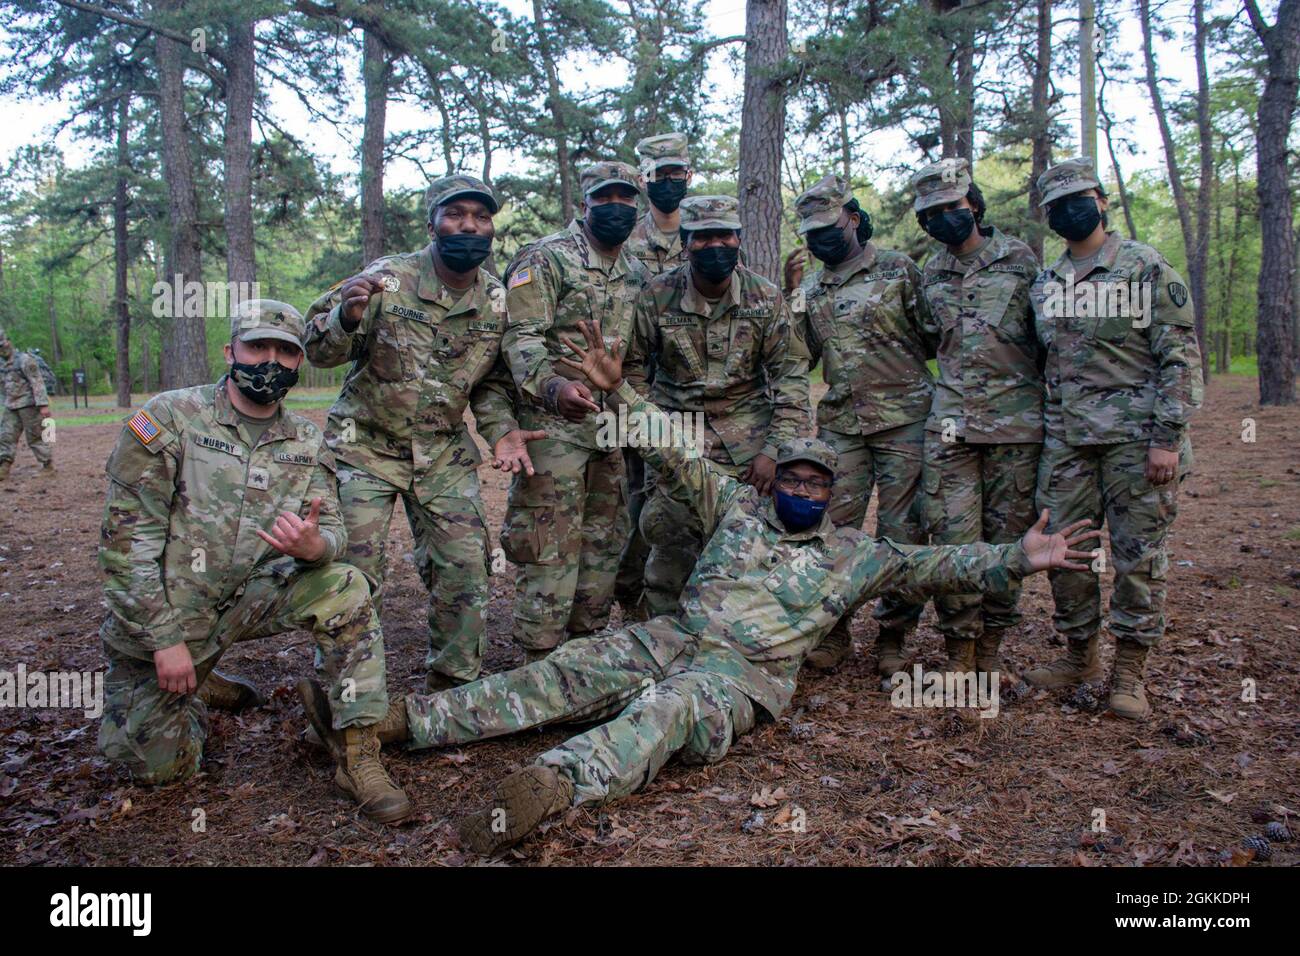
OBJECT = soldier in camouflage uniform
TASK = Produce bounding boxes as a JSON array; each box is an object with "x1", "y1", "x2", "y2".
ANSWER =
[
  {"x1": 614, "y1": 133, "x2": 694, "y2": 620},
  {"x1": 301, "y1": 319, "x2": 1099, "y2": 855},
  {"x1": 303, "y1": 175, "x2": 540, "y2": 691},
  {"x1": 0, "y1": 328, "x2": 54, "y2": 480},
  {"x1": 790, "y1": 174, "x2": 937, "y2": 679},
  {"x1": 625, "y1": 195, "x2": 811, "y2": 618},
  {"x1": 1025, "y1": 158, "x2": 1204, "y2": 720},
  {"x1": 499, "y1": 162, "x2": 650, "y2": 657},
  {"x1": 910, "y1": 158, "x2": 1045, "y2": 677},
  {"x1": 97, "y1": 300, "x2": 411, "y2": 823}
]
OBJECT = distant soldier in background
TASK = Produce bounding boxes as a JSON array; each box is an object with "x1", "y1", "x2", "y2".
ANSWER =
[
  {"x1": 790, "y1": 174, "x2": 936, "y2": 681},
  {"x1": 97, "y1": 300, "x2": 411, "y2": 823},
  {"x1": 625, "y1": 195, "x2": 811, "y2": 618},
  {"x1": 0, "y1": 327, "x2": 54, "y2": 480},
  {"x1": 303, "y1": 174, "x2": 540, "y2": 692},
  {"x1": 499, "y1": 161, "x2": 650, "y2": 659},
  {"x1": 911, "y1": 158, "x2": 1044, "y2": 678},
  {"x1": 1025, "y1": 157, "x2": 1204, "y2": 720},
  {"x1": 614, "y1": 132, "x2": 695, "y2": 621}
]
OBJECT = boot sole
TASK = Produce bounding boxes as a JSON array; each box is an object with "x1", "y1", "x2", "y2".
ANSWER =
[{"x1": 457, "y1": 768, "x2": 564, "y2": 855}]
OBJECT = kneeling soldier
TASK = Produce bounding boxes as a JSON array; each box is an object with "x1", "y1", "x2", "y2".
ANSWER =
[{"x1": 96, "y1": 300, "x2": 411, "y2": 823}]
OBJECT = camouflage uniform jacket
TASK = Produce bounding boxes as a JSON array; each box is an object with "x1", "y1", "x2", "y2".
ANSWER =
[
  {"x1": 921, "y1": 227, "x2": 1044, "y2": 443},
  {"x1": 625, "y1": 211, "x2": 686, "y2": 275},
  {"x1": 795, "y1": 243, "x2": 936, "y2": 437},
  {"x1": 1, "y1": 351, "x2": 49, "y2": 410},
  {"x1": 608, "y1": 380, "x2": 1034, "y2": 718},
  {"x1": 303, "y1": 245, "x2": 519, "y2": 502},
  {"x1": 98, "y1": 379, "x2": 346, "y2": 663},
  {"x1": 1029, "y1": 232, "x2": 1204, "y2": 449},
  {"x1": 624, "y1": 262, "x2": 811, "y2": 466},
  {"x1": 501, "y1": 219, "x2": 650, "y2": 449}
]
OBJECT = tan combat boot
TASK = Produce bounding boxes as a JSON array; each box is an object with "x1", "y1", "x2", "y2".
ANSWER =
[
  {"x1": 296, "y1": 679, "x2": 413, "y2": 824},
  {"x1": 303, "y1": 697, "x2": 409, "y2": 750},
  {"x1": 1108, "y1": 641, "x2": 1152, "y2": 720},
  {"x1": 975, "y1": 629, "x2": 1010, "y2": 678},
  {"x1": 457, "y1": 764, "x2": 575, "y2": 855},
  {"x1": 197, "y1": 670, "x2": 264, "y2": 711},
  {"x1": 0, "y1": 461, "x2": 10, "y2": 482},
  {"x1": 1022, "y1": 636, "x2": 1103, "y2": 689},
  {"x1": 875, "y1": 629, "x2": 907, "y2": 678},
  {"x1": 806, "y1": 620, "x2": 851, "y2": 671},
  {"x1": 943, "y1": 636, "x2": 976, "y2": 673}
]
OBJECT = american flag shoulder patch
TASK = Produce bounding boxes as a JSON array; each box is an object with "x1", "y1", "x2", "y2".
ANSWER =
[
  {"x1": 508, "y1": 267, "x2": 533, "y2": 289},
  {"x1": 127, "y1": 409, "x2": 161, "y2": 445}
]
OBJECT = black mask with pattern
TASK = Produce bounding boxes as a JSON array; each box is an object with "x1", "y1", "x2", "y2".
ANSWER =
[{"x1": 230, "y1": 359, "x2": 299, "y2": 405}]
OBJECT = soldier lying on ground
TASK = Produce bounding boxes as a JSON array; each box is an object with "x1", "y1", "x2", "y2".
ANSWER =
[
  {"x1": 97, "y1": 300, "x2": 411, "y2": 824},
  {"x1": 299, "y1": 319, "x2": 1100, "y2": 851}
]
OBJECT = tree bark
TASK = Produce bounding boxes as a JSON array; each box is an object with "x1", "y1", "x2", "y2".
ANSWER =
[
  {"x1": 114, "y1": 93, "x2": 132, "y2": 408},
  {"x1": 155, "y1": 0, "x2": 208, "y2": 388},
  {"x1": 1246, "y1": 0, "x2": 1299, "y2": 404},
  {"x1": 738, "y1": 0, "x2": 788, "y2": 283},
  {"x1": 361, "y1": 19, "x2": 390, "y2": 264},
  {"x1": 224, "y1": 16, "x2": 256, "y2": 291},
  {"x1": 533, "y1": 0, "x2": 573, "y2": 223},
  {"x1": 1193, "y1": 0, "x2": 1213, "y2": 381}
]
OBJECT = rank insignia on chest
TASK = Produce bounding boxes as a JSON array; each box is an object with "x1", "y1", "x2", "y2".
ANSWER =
[
  {"x1": 509, "y1": 268, "x2": 533, "y2": 289},
  {"x1": 247, "y1": 467, "x2": 270, "y2": 491},
  {"x1": 126, "y1": 410, "x2": 161, "y2": 445}
]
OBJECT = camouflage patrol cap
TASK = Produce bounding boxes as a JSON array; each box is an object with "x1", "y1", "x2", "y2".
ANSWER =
[
  {"x1": 775, "y1": 437, "x2": 838, "y2": 477},
  {"x1": 579, "y1": 161, "x2": 642, "y2": 198},
  {"x1": 426, "y1": 173, "x2": 499, "y2": 218},
  {"x1": 1038, "y1": 157, "x2": 1102, "y2": 207},
  {"x1": 911, "y1": 158, "x2": 972, "y2": 212},
  {"x1": 635, "y1": 132, "x2": 690, "y2": 175},
  {"x1": 679, "y1": 195, "x2": 741, "y2": 232},
  {"x1": 794, "y1": 174, "x2": 854, "y2": 234},
  {"x1": 230, "y1": 298, "x2": 306, "y2": 350}
]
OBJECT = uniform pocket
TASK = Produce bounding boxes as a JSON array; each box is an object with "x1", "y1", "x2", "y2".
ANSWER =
[
  {"x1": 501, "y1": 475, "x2": 559, "y2": 565},
  {"x1": 368, "y1": 319, "x2": 406, "y2": 382}
]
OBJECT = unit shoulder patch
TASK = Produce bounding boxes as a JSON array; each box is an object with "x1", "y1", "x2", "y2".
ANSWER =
[{"x1": 1166, "y1": 282, "x2": 1188, "y2": 308}]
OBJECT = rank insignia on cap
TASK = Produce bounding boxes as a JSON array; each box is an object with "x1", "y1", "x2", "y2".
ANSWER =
[
  {"x1": 127, "y1": 410, "x2": 161, "y2": 445},
  {"x1": 509, "y1": 268, "x2": 533, "y2": 289},
  {"x1": 382, "y1": 275, "x2": 401, "y2": 294}
]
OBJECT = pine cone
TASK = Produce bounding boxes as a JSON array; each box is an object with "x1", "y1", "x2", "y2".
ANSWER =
[
  {"x1": 1264, "y1": 821, "x2": 1292, "y2": 843},
  {"x1": 1242, "y1": 835, "x2": 1272, "y2": 861}
]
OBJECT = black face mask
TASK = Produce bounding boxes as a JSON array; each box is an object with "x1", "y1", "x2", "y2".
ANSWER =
[
  {"x1": 690, "y1": 245, "x2": 740, "y2": 284},
  {"x1": 230, "y1": 359, "x2": 299, "y2": 405},
  {"x1": 437, "y1": 232, "x2": 492, "y2": 273},
  {"x1": 805, "y1": 223, "x2": 853, "y2": 266},
  {"x1": 646, "y1": 178, "x2": 688, "y2": 213},
  {"x1": 924, "y1": 208, "x2": 976, "y2": 246},
  {"x1": 1048, "y1": 195, "x2": 1102, "y2": 241},
  {"x1": 586, "y1": 202, "x2": 638, "y2": 247}
]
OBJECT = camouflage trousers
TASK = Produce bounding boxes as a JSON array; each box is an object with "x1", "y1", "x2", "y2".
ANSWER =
[
  {"x1": 1035, "y1": 437, "x2": 1185, "y2": 648},
  {"x1": 0, "y1": 405, "x2": 51, "y2": 466},
  {"x1": 639, "y1": 459, "x2": 745, "y2": 619},
  {"x1": 613, "y1": 447, "x2": 651, "y2": 616},
  {"x1": 921, "y1": 434, "x2": 1041, "y2": 641},
  {"x1": 820, "y1": 422, "x2": 928, "y2": 635},
  {"x1": 501, "y1": 438, "x2": 629, "y2": 651},
  {"x1": 337, "y1": 465, "x2": 491, "y2": 683},
  {"x1": 405, "y1": 628, "x2": 755, "y2": 806},
  {"x1": 98, "y1": 562, "x2": 388, "y2": 785}
]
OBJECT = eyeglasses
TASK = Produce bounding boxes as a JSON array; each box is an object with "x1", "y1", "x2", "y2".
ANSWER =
[
  {"x1": 653, "y1": 172, "x2": 689, "y2": 182},
  {"x1": 775, "y1": 474, "x2": 832, "y2": 493}
]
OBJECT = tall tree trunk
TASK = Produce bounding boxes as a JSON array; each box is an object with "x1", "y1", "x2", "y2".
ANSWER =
[
  {"x1": 838, "y1": 104, "x2": 851, "y2": 179},
  {"x1": 533, "y1": 0, "x2": 573, "y2": 223},
  {"x1": 738, "y1": 0, "x2": 788, "y2": 283},
  {"x1": 114, "y1": 94, "x2": 132, "y2": 408},
  {"x1": 1246, "y1": 0, "x2": 1299, "y2": 404},
  {"x1": 954, "y1": 1, "x2": 975, "y2": 164},
  {"x1": 1192, "y1": 0, "x2": 1213, "y2": 381},
  {"x1": 361, "y1": 20, "x2": 390, "y2": 264},
  {"x1": 1026, "y1": 0, "x2": 1051, "y2": 260},
  {"x1": 1139, "y1": 0, "x2": 1207, "y2": 369},
  {"x1": 224, "y1": 16, "x2": 256, "y2": 291},
  {"x1": 155, "y1": 0, "x2": 207, "y2": 388},
  {"x1": 47, "y1": 274, "x2": 62, "y2": 363},
  {"x1": 1097, "y1": 49, "x2": 1138, "y2": 240},
  {"x1": 1079, "y1": 0, "x2": 1097, "y2": 166}
]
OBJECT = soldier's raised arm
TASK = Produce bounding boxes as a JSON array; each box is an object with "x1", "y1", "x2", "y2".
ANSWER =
[
  {"x1": 98, "y1": 400, "x2": 185, "y2": 654},
  {"x1": 759, "y1": 292, "x2": 813, "y2": 458},
  {"x1": 295, "y1": 442, "x2": 347, "y2": 567},
  {"x1": 1144, "y1": 261, "x2": 1205, "y2": 451},
  {"x1": 501, "y1": 248, "x2": 565, "y2": 410},
  {"x1": 301, "y1": 270, "x2": 386, "y2": 368}
]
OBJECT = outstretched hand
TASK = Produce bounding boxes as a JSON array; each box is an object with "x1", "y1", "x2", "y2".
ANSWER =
[
  {"x1": 493, "y1": 428, "x2": 548, "y2": 476},
  {"x1": 257, "y1": 497, "x2": 327, "y2": 562},
  {"x1": 1020, "y1": 510, "x2": 1101, "y2": 573},
  {"x1": 556, "y1": 319, "x2": 624, "y2": 394}
]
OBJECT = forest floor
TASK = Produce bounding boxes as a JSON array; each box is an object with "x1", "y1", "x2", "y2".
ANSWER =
[{"x1": 1, "y1": 374, "x2": 1298, "y2": 866}]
